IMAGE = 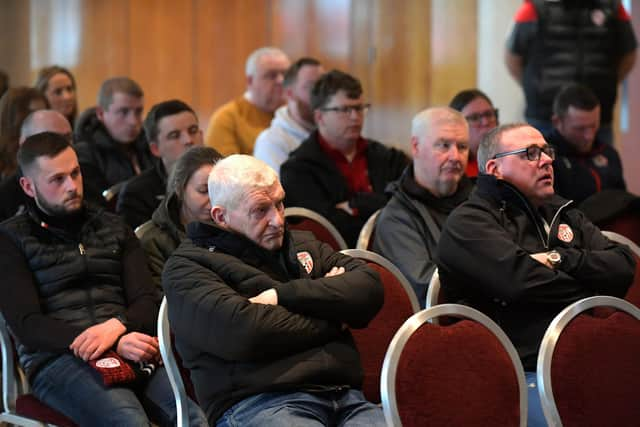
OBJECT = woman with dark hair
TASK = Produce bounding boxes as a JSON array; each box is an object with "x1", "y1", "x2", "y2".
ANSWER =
[
  {"x1": 449, "y1": 88, "x2": 499, "y2": 177},
  {"x1": 140, "y1": 146, "x2": 222, "y2": 289},
  {"x1": 34, "y1": 65, "x2": 78, "y2": 127},
  {"x1": 0, "y1": 87, "x2": 47, "y2": 179}
]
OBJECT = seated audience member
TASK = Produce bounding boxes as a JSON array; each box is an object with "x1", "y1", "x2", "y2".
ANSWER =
[
  {"x1": 254, "y1": 57, "x2": 324, "y2": 174},
  {"x1": 0, "y1": 87, "x2": 48, "y2": 179},
  {"x1": 205, "y1": 47, "x2": 291, "y2": 156},
  {"x1": 0, "y1": 132, "x2": 207, "y2": 426},
  {"x1": 162, "y1": 154, "x2": 385, "y2": 426},
  {"x1": 140, "y1": 146, "x2": 221, "y2": 290},
  {"x1": 280, "y1": 70, "x2": 409, "y2": 247},
  {"x1": 373, "y1": 107, "x2": 473, "y2": 306},
  {"x1": 547, "y1": 84, "x2": 626, "y2": 204},
  {"x1": 74, "y1": 77, "x2": 154, "y2": 205},
  {"x1": 0, "y1": 110, "x2": 72, "y2": 221},
  {"x1": 436, "y1": 123, "x2": 636, "y2": 427},
  {"x1": 117, "y1": 100, "x2": 205, "y2": 229},
  {"x1": 34, "y1": 65, "x2": 78, "y2": 128},
  {"x1": 0, "y1": 69, "x2": 8, "y2": 98},
  {"x1": 449, "y1": 88, "x2": 499, "y2": 177}
]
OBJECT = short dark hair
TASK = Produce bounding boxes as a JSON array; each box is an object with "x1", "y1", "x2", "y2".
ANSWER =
[
  {"x1": 283, "y1": 57, "x2": 321, "y2": 88},
  {"x1": 18, "y1": 131, "x2": 73, "y2": 175},
  {"x1": 144, "y1": 99, "x2": 196, "y2": 143},
  {"x1": 449, "y1": 88, "x2": 493, "y2": 112},
  {"x1": 97, "y1": 77, "x2": 143, "y2": 110},
  {"x1": 168, "y1": 146, "x2": 222, "y2": 200},
  {"x1": 310, "y1": 69, "x2": 362, "y2": 111},
  {"x1": 553, "y1": 84, "x2": 600, "y2": 117}
]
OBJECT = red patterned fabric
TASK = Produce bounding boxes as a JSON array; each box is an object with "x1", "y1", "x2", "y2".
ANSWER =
[
  {"x1": 286, "y1": 217, "x2": 343, "y2": 251},
  {"x1": 395, "y1": 320, "x2": 521, "y2": 427},
  {"x1": 88, "y1": 350, "x2": 137, "y2": 386},
  {"x1": 16, "y1": 395, "x2": 78, "y2": 427},
  {"x1": 351, "y1": 262, "x2": 416, "y2": 403},
  {"x1": 551, "y1": 312, "x2": 640, "y2": 427}
]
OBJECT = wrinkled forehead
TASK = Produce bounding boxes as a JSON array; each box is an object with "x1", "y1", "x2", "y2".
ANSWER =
[{"x1": 500, "y1": 126, "x2": 545, "y2": 151}]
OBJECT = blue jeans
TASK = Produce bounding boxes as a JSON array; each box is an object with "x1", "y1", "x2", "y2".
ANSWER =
[
  {"x1": 216, "y1": 389, "x2": 384, "y2": 427},
  {"x1": 31, "y1": 353, "x2": 208, "y2": 427},
  {"x1": 526, "y1": 371, "x2": 549, "y2": 427}
]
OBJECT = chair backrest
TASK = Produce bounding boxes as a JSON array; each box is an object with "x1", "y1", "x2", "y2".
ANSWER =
[
  {"x1": 102, "y1": 181, "x2": 125, "y2": 212},
  {"x1": 285, "y1": 207, "x2": 348, "y2": 251},
  {"x1": 381, "y1": 304, "x2": 527, "y2": 427},
  {"x1": 425, "y1": 268, "x2": 441, "y2": 310},
  {"x1": 340, "y1": 249, "x2": 420, "y2": 403},
  {"x1": 355, "y1": 209, "x2": 381, "y2": 250},
  {"x1": 602, "y1": 230, "x2": 640, "y2": 307},
  {"x1": 158, "y1": 297, "x2": 190, "y2": 427},
  {"x1": 536, "y1": 295, "x2": 640, "y2": 427},
  {"x1": 1, "y1": 313, "x2": 77, "y2": 427},
  {"x1": 134, "y1": 220, "x2": 155, "y2": 240}
]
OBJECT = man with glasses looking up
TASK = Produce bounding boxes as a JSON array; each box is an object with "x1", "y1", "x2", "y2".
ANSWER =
[
  {"x1": 435, "y1": 123, "x2": 635, "y2": 427},
  {"x1": 281, "y1": 69, "x2": 408, "y2": 247},
  {"x1": 449, "y1": 88, "x2": 499, "y2": 177}
]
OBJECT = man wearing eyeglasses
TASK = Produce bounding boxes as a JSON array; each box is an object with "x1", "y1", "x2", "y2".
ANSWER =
[
  {"x1": 436, "y1": 123, "x2": 635, "y2": 427},
  {"x1": 280, "y1": 69, "x2": 409, "y2": 247}
]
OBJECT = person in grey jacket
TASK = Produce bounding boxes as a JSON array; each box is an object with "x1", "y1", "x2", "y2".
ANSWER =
[
  {"x1": 139, "y1": 146, "x2": 221, "y2": 290},
  {"x1": 373, "y1": 107, "x2": 473, "y2": 306},
  {"x1": 253, "y1": 57, "x2": 324, "y2": 175}
]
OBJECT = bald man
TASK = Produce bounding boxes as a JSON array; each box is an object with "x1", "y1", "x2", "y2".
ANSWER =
[{"x1": 0, "y1": 110, "x2": 72, "y2": 221}]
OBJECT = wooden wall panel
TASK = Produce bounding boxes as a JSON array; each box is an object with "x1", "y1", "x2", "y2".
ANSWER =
[{"x1": 0, "y1": 1, "x2": 31, "y2": 87}]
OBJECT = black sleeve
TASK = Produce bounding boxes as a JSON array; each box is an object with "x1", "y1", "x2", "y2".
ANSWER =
[
  {"x1": 116, "y1": 179, "x2": 149, "y2": 229},
  {"x1": 75, "y1": 142, "x2": 108, "y2": 206},
  {"x1": 275, "y1": 242, "x2": 384, "y2": 328},
  {"x1": 0, "y1": 233, "x2": 84, "y2": 351},
  {"x1": 162, "y1": 252, "x2": 342, "y2": 362},
  {"x1": 120, "y1": 230, "x2": 161, "y2": 335}
]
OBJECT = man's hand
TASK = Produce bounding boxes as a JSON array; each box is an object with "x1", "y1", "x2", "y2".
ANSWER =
[
  {"x1": 325, "y1": 266, "x2": 345, "y2": 277},
  {"x1": 249, "y1": 288, "x2": 278, "y2": 305},
  {"x1": 70, "y1": 318, "x2": 126, "y2": 361},
  {"x1": 335, "y1": 201, "x2": 355, "y2": 216},
  {"x1": 116, "y1": 332, "x2": 160, "y2": 362},
  {"x1": 530, "y1": 252, "x2": 552, "y2": 269}
]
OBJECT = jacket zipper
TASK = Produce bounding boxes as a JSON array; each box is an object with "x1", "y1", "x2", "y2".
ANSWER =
[{"x1": 545, "y1": 200, "x2": 573, "y2": 248}]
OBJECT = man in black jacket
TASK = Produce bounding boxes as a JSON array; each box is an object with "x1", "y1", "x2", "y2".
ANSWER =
[
  {"x1": 0, "y1": 133, "x2": 207, "y2": 426},
  {"x1": 74, "y1": 77, "x2": 154, "y2": 206},
  {"x1": 280, "y1": 70, "x2": 409, "y2": 247},
  {"x1": 116, "y1": 99, "x2": 205, "y2": 229},
  {"x1": 163, "y1": 154, "x2": 385, "y2": 426},
  {"x1": 436, "y1": 123, "x2": 636, "y2": 427},
  {"x1": 373, "y1": 107, "x2": 473, "y2": 306}
]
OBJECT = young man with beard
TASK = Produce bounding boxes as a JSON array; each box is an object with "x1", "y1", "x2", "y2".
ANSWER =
[
  {"x1": 436, "y1": 123, "x2": 636, "y2": 427},
  {"x1": 0, "y1": 132, "x2": 207, "y2": 426},
  {"x1": 254, "y1": 57, "x2": 324, "y2": 175},
  {"x1": 372, "y1": 107, "x2": 474, "y2": 306}
]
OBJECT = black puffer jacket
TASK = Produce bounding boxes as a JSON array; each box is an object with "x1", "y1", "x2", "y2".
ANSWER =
[
  {"x1": 0, "y1": 205, "x2": 159, "y2": 377},
  {"x1": 162, "y1": 223, "x2": 383, "y2": 424},
  {"x1": 74, "y1": 107, "x2": 154, "y2": 205},
  {"x1": 436, "y1": 174, "x2": 635, "y2": 370}
]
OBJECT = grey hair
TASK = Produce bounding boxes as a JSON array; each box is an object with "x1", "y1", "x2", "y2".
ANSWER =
[
  {"x1": 208, "y1": 154, "x2": 278, "y2": 211},
  {"x1": 245, "y1": 47, "x2": 288, "y2": 77},
  {"x1": 477, "y1": 122, "x2": 530, "y2": 173},
  {"x1": 411, "y1": 107, "x2": 468, "y2": 142}
]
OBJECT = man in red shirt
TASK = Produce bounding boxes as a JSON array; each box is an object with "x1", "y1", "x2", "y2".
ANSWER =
[{"x1": 280, "y1": 70, "x2": 409, "y2": 247}]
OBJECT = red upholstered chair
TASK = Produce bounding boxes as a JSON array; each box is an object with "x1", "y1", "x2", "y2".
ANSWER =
[
  {"x1": 0, "y1": 313, "x2": 77, "y2": 427},
  {"x1": 598, "y1": 210, "x2": 640, "y2": 246},
  {"x1": 381, "y1": 304, "x2": 527, "y2": 427},
  {"x1": 285, "y1": 207, "x2": 348, "y2": 251},
  {"x1": 536, "y1": 296, "x2": 640, "y2": 427},
  {"x1": 355, "y1": 209, "x2": 381, "y2": 250},
  {"x1": 602, "y1": 231, "x2": 640, "y2": 307},
  {"x1": 340, "y1": 249, "x2": 420, "y2": 404}
]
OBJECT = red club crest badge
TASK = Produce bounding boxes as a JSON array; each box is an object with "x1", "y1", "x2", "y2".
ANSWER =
[
  {"x1": 557, "y1": 224, "x2": 574, "y2": 243},
  {"x1": 297, "y1": 251, "x2": 314, "y2": 274}
]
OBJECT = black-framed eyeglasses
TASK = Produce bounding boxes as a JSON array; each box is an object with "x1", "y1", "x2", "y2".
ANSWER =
[
  {"x1": 493, "y1": 144, "x2": 556, "y2": 161},
  {"x1": 465, "y1": 108, "x2": 498, "y2": 124},
  {"x1": 320, "y1": 103, "x2": 371, "y2": 115}
]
